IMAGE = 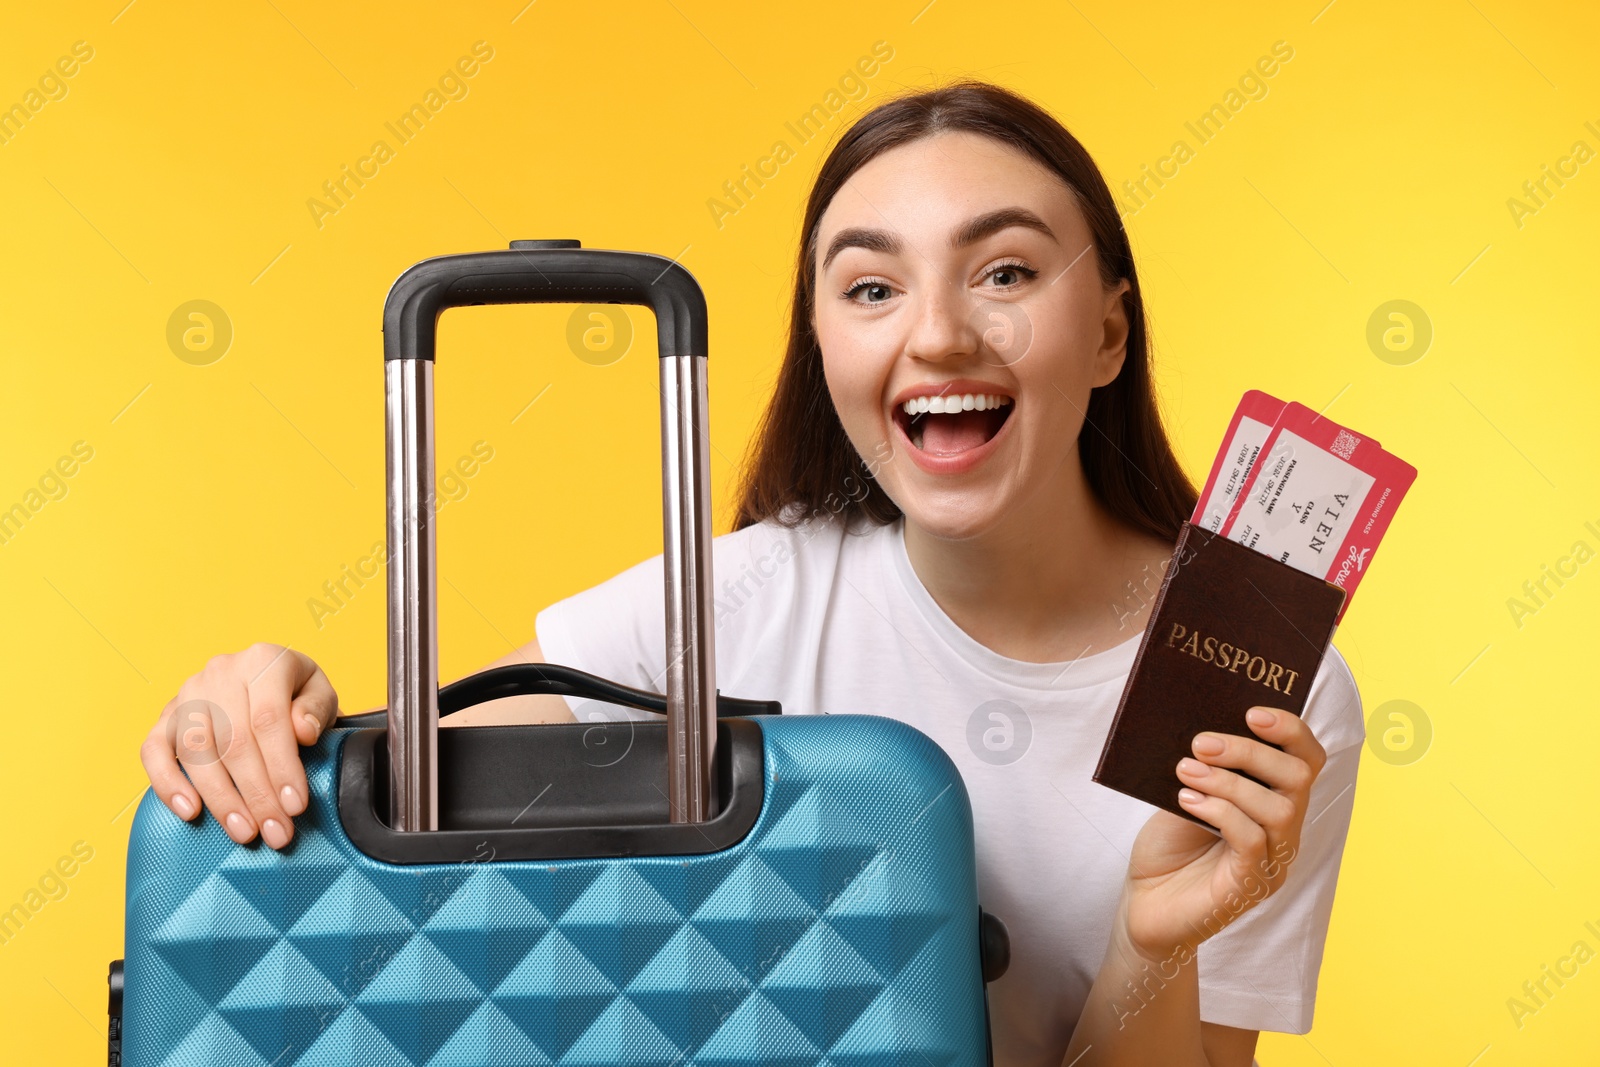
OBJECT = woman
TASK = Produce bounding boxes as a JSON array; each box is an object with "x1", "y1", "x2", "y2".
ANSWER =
[{"x1": 140, "y1": 81, "x2": 1364, "y2": 1067}]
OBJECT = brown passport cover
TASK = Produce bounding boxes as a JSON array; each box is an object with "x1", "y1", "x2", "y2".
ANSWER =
[{"x1": 1092, "y1": 521, "x2": 1347, "y2": 831}]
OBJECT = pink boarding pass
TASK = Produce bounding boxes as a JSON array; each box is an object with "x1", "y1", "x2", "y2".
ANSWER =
[{"x1": 1220, "y1": 402, "x2": 1416, "y2": 621}]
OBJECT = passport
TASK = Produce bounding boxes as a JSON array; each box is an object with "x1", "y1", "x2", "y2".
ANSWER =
[{"x1": 1092, "y1": 521, "x2": 1346, "y2": 830}]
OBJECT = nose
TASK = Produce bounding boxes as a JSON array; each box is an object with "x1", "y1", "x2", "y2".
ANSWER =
[{"x1": 902, "y1": 279, "x2": 980, "y2": 366}]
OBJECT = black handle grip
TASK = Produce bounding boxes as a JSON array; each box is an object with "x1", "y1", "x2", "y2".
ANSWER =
[
  {"x1": 108, "y1": 958, "x2": 123, "y2": 1065},
  {"x1": 979, "y1": 908, "x2": 1011, "y2": 983},
  {"x1": 382, "y1": 240, "x2": 708, "y2": 361},
  {"x1": 333, "y1": 662, "x2": 781, "y2": 728}
]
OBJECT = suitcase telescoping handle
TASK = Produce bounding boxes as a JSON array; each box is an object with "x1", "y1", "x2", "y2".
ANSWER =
[{"x1": 381, "y1": 239, "x2": 716, "y2": 834}]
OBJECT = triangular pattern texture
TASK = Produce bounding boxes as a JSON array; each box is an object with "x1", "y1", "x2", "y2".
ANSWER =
[
  {"x1": 219, "y1": 859, "x2": 345, "y2": 933},
  {"x1": 148, "y1": 874, "x2": 281, "y2": 1004},
  {"x1": 284, "y1": 867, "x2": 416, "y2": 1000},
  {"x1": 491, "y1": 929, "x2": 619, "y2": 1058},
  {"x1": 560, "y1": 996, "x2": 682, "y2": 1067},
  {"x1": 121, "y1": 715, "x2": 987, "y2": 1065},
  {"x1": 294, "y1": 998, "x2": 410, "y2": 1064},
  {"x1": 760, "y1": 921, "x2": 884, "y2": 1049},
  {"x1": 689, "y1": 853, "x2": 816, "y2": 983},
  {"x1": 624, "y1": 924, "x2": 752, "y2": 1049},
  {"x1": 694, "y1": 989, "x2": 822, "y2": 1067},
  {"x1": 354, "y1": 936, "x2": 486, "y2": 1062},
  {"x1": 428, "y1": 1000, "x2": 554, "y2": 1066},
  {"x1": 216, "y1": 939, "x2": 347, "y2": 1062},
  {"x1": 421, "y1": 868, "x2": 554, "y2": 994},
  {"x1": 119, "y1": 950, "x2": 215, "y2": 1058},
  {"x1": 152, "y1": 1010, "x2": 274, "y2": 1067},
  {"x1": 556, "y1": 865, "x2": 686, "y2": 988}
]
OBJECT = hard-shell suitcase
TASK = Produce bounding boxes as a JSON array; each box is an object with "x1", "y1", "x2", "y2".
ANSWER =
[{"x1": 112, "y1": 242, "x2": 1008, "y2": 1066}]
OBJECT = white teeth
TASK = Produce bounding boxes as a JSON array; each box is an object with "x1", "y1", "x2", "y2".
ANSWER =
[{"x1": 901, "y1": 392, "x2": 1012, "y2": 416}]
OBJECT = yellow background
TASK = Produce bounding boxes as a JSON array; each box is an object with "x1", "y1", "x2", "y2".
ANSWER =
[{"x1": 2, "y1": 1, "x2": 1596, "y2": 1063}]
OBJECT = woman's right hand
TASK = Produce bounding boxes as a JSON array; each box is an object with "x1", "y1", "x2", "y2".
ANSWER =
[{"x1": 140, "y1": 643, "x2": 340, "y2": 851}]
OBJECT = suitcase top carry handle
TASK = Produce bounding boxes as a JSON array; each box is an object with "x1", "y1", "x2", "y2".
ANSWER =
[
  {"x1": 382, "y1": 240, "x2": 718, "y2": 834},
  {"x1": 331, "y1": 663, "x2": 781, "y2": 727}
]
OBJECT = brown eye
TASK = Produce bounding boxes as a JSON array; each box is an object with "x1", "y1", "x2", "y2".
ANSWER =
[
  {"x1": 984, "y1": 262, "x2": 1038, "y2": 289},
  {"x1": 843, "y1": 280, "x2": 894, "y2": 304}
]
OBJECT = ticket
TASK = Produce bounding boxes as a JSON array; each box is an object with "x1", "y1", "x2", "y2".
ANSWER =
[
  {"x1": 1219, "y1": 402, "x2": 1416, "y2": 620},
  {"x1": 1191, "y1": 390, "x2": 1287, "y2": 533}
]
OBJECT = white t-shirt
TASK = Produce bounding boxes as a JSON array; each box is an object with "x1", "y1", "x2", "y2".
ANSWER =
[{"x1": 535, "y1": 515, "x2": 1365, "y2": 1067}]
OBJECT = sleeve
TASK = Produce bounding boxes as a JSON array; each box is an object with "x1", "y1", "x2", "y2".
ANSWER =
[
  {"x1": 1193, "y1": 642, "x2": 1366, "y2": 1033},
  {"x1": 533, "y1": 552, "x2": 670, "y2": 722},
  {"x1": 531, "y1": 522, "x2": 793, "y2": 720}
]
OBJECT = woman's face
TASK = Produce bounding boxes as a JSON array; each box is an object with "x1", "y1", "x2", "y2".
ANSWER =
[{"x1": 812, "y1": 130, "x2": 1130, "y2": 541}]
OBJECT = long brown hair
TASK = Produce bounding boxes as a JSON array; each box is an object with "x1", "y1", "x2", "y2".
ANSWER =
[{"x1": 732, "y1": 79, "x2": 1197, "y2": 542}]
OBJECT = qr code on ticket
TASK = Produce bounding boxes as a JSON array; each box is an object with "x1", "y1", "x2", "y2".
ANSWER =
[{"x1": 1331, "y1": 429, "x2": 1360, "y2": 459}]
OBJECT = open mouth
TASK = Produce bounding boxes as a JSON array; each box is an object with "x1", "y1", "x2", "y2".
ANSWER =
[{"x1": 892, "y1": 390, "x2": 1014, "y2": 455}]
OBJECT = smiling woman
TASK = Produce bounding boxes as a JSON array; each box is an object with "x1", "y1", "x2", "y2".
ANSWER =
[
  {"x1": 143, "y1": 79, "x2": 1364, "y2": 1067},
  {"x1": 735, "y1": 93, "x2": 1193, "y2": 551},
  {"x1": 533, "y1": 84, "x2": 1364, "y2": 1067}
]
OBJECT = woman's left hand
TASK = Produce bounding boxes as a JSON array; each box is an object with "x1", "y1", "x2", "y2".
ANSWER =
[{"x1": 1117, "y1": 704, "x2": 1327, "y2": 964}]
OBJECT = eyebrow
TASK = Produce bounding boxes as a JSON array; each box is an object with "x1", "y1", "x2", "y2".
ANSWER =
[{"x1": 819, "y1": 206, "x2": 1058, "y2": 272}]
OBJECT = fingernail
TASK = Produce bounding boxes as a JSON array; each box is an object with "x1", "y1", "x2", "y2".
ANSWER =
[
  {"x1": 1178, "y1": 757, "x2": 1209, "y2": 777},
  {"x1": 171, "y1": 794, "x2": 195, "y2": 819},
  {"x1": 1178, "y1": 788, "x2": 1204, "y2": 804},
  {"x1": 1247, "y1": 708, "x2": 1276, "y2": 728},
  {"x1": 302, "y1": 714, "x2": 321, "y2": 740},
  {"x1": 261, "y1": 819, "x2": 288, "y2": 849},
  {"x1": 225, "y1": 812, "x2": 252, "y2": 840},
  {"x1": 1193, "y1": 734, "x2": 1225, "y2": 755},
  {"x1": 281, "y1": 785, "x2": 300, "y2": 813}
]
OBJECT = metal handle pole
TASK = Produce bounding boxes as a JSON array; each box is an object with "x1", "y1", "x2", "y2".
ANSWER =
[
  {"x1": 660, "y1": 353, "x2": 718, "y2": 822},
  {"x1": 385, "y1": 357, "x2": 439, "y2": 832}
]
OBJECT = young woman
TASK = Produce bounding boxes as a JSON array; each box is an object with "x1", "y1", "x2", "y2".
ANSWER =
[{"x1": 140, "y1": 81, "x2": 1364, "y2": 1067}]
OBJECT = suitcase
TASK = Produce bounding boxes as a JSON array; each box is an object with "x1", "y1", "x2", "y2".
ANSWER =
[{"x1": 112, "y1": 241, "x2": 1009, "y2": 1066}]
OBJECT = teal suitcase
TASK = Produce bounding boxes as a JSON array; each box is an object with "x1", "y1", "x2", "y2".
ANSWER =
[{"x1": 112, "y1": 242, "x2": 1008, "y2": 1065}]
